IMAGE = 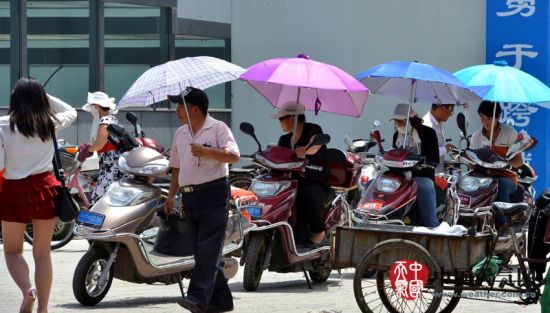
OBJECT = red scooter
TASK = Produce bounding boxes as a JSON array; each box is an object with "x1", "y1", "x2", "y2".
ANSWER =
[
  {"x1": 353, "y1": 129, "x2": 459, "y2": 227},
  {"x1": 238, "y1": 122, "x2": 360, "y2": 291}
]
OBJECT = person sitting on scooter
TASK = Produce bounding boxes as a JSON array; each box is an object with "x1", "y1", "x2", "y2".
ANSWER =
[
  {"x1": 77, "y1": 92, "x2": 126, "y2": 204},
  {"x1": 272, "y1": 102, "x2": 330, "y2": 247},
  {"x1": 471, "y1": 100, "x2": 522, "y2": 203},
  {"x1": 391, "y1": 103, "x2": 440, "y2": 227},
  {"x1": 422, "y1": 103, "x2": 456, "y2": 174}
]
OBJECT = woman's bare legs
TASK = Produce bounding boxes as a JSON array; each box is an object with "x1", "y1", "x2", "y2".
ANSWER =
[
  {"x1": 2, "y1": 221, "x2": 33, "y2": 311},
  {"x1": 31, "y1": 218, "x2": 56, "y2": 313}
]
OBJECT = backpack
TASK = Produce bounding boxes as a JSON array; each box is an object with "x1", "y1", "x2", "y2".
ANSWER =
[{"x1": 527, "y1": 188, "x2": 550, "y2": 281}]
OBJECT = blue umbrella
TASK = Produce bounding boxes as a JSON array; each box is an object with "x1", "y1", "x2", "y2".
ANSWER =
[
  {"x1": 454, "y1": 60, "x2": 550, "y2": 109},
  {"x1": 356, "y1": 60, "x2": 487, "y2": 105},
  {"x1": 357, "y1": 60, "x2": 486, "y2": 145}
]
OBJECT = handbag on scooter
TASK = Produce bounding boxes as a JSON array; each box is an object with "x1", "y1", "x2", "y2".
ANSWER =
[
  {"x1": 154, "y1": 210, "x2": 194, "y2": 256},
  {"x1": 51, "y1": 131, "x2": 79, "y2": 222}
]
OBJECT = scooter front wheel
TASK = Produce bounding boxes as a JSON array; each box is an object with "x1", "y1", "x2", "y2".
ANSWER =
[
  {"x1": 72, "y1": 248, "x2": 114, "y2": 306},
  {"x1": 243, "y1": 233, "x2": 267, "y2": 291}
]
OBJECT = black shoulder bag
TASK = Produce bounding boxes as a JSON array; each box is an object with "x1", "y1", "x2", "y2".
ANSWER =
[{"x1": 51, "y1": 131, "x2": 79, "y2": 222}]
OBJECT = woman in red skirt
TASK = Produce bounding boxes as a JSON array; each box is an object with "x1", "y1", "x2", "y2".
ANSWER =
[{"x1": 0, "y1": 77, "x2": 77, "y2": 313}]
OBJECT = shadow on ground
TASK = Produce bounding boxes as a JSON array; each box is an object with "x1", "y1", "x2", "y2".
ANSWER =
[{"x1": 58, "y1": 296, "x2": 182, "y2": 310}]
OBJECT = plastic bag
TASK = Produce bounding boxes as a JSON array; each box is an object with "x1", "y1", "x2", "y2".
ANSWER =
[
  {"x1": 541, "y1": 270, "x2": 550, "y2": 313},
  {"x1": 472, "y1": 256, "x2": 502, "y2": 284}
]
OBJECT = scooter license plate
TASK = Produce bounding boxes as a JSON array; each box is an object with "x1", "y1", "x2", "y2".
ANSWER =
[
  {"x1": 76, "y1": 211, "x2": 105, "y2": 229},
  {"x1": 457, "y1": 194, "x2": 471, "y2": 208},
  {"x1": 246, "y1": 206, "x2": 262, "y2": 218},
  {"x1": 359, "y1": 202, "x2": 383, "y2": 210}
]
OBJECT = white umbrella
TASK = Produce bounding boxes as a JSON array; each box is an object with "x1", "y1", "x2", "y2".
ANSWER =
[{"x1": 117, "y1": 56, "x2": 246, "y2": 109}]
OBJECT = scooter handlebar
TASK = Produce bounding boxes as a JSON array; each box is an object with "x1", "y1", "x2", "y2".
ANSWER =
[{"x1": 305, "y1": 164, "x2": 323, "y2": 172}]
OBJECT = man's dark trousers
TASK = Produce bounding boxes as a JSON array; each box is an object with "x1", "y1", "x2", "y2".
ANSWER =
[{"x1": 182, "y1": 178, "x2": 233, "y2": 311}]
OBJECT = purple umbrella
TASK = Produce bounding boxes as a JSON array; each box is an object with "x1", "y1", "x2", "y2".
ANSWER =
[{"x1": 239, "y1": 54, "x2": 369, "y2": 118}]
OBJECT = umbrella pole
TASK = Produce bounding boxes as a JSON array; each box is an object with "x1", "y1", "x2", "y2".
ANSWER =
[
  {"x1": 291, "y1": 88, "x2": 301, "y2": 150},
  {"x1": 182, "y1": 97, "x2": 195, "y2": 140},
  {"x1": 403, "y1": 79, "x2": 417, "y2": 148},
  {"x1": 489, "y1": 101, "x2": 497, "y2": 147}
]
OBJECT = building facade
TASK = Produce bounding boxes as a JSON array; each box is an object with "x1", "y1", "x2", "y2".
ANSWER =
[{"x1": 1, "y1": 0, "x2": 231, "y2": 147}]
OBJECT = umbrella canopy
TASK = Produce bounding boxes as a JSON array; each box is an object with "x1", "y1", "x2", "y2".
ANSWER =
[
  {"x1": 117, "y1": 56, "x2": 246, "y2": 109},
  {"x1": 356, "y1": 60, "x2": 485, "y2": 105},
  {"x1": 239, "y1": 54, "x2": 369, "y2": 117},
  {"x1": 454, "y1": 60, "x2": 550, "y2": 108}
]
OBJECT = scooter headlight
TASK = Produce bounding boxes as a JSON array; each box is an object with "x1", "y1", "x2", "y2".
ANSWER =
[
  {"x1": 376, "y1": 177, "x2": 401, "y2": 193},
  {"x1": 250, "y1": 180, "x2": 290, "y2": 197},
  {"x1": 458, "y1": 175, "x2": 492, "y2": 193},
  {"x1": 103, "y1": 182, "x2": 155, "y2": 206}
]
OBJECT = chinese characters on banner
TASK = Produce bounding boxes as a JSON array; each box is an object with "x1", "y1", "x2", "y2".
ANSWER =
[
  {"x1": 487, "y1": 0, "x2": 549, "y2": 194},
  {"x1": 389, "y1": 259, "x2": 429, "y2": 300}
]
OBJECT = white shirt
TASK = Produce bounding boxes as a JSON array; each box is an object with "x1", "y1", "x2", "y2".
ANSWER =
[
  {"x1": 0, "y1": 95, "x2": 77, "y2": 179},
  {"x1": 471, "y1": 124, "x2": 517, "y2": 152},
  {"x1": 423, "y1": 111, "x2": 446, "y2": 173},
  {"x1": 169, "y1": 115, "x2": 240, "y2": 186}
]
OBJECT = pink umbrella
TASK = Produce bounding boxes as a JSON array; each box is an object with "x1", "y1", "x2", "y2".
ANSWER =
[{"x1": 239, "y1": 54, "x2": 369, "y2": 117}]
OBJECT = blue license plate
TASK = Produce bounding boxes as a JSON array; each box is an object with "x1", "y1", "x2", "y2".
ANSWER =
[
  {"x1": 77, "y1": 211, "x2": 106, "y2": 229},
  {"x1": 246, "y1": 206, "x2": 262, "y2": 218}
]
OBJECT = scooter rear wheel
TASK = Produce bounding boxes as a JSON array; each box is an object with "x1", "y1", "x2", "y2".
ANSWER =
[
  {"x1": 24, "y1": 220, "x2": 75, "y2": 250},
  {"x1": 243, "y1": 233, "x2": 267, "y2": 291},
  {"x1": 73, "y1": 248, "x2": 114, "y2": 306}
]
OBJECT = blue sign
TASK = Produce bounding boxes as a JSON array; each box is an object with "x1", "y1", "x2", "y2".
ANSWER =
[{"x1": 487, "y1": 0, "x2": 550, "y2": 195}]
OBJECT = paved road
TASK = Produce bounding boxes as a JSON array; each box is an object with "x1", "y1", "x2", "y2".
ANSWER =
[{"x1": 0, "y1": 240, "x2": 543, "y2": 312}]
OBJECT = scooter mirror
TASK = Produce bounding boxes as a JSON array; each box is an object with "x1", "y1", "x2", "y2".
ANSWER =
[
  {"x1": 240, "y1": 122, "x2": 262, "y2": 152},
  {"x1": 126, "y1": 112, "x2": 138, "y2": 125},
  {"x1": 373, "y1": 120, "x2": 381, "y2": 128},
  {"x1": 240, "y1": 122, "x2": 255, "y2": 136},
  {"x1": 310, "y1": 133, "x2": 331, "y2": 147},
  {"x1": 457, "y1": 113, "x2": 467, "y2": 138},
  {"x1": 125, "y1": 112, "x2": 144, "y2": 137}
]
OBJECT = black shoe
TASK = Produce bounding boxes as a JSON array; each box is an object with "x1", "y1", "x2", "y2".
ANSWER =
[
  {"x1": 178, "y1": 298, "x2": 204, "y2": 313},
  {"x1": 206, "y1": 303, "x2": 234, "y2": 313}
]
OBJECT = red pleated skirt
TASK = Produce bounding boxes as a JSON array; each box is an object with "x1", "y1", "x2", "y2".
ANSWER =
[{"x1": 0, "y1": 171, "x2": 61, "y2": 224}]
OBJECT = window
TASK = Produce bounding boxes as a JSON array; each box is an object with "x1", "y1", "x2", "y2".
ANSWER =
[
  {"x1": 27, "y1": 1, "x2": 89, "y2": 106},
  {"x1": 104, "y1": 3, "x2": 161, "y2": 106},
  {"x1": 0, "y1": 0, "x2": 9, "y2": 105}
]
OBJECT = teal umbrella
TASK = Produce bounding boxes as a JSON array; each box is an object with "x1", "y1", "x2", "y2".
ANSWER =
[{"x1": 454, "y1": 60, "x2": 550, "y2": 108}]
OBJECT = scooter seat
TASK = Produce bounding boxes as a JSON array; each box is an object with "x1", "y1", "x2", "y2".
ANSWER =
[
  {"x1": 491, "y1": 202, "x2": 529, "y2": 216},
  {"x1": 229, "y1": 167, "x2": 256, "y2": 174}
]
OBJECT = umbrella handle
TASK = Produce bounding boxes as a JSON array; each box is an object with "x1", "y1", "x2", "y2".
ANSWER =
[{"x1": 291, "y1": 88, "x2": 301, "y2": 150}]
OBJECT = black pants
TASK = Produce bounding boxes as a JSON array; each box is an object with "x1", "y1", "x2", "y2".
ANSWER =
[
  {"x1": 182, "y1": 178, "x2": 232, "y2": 310},
  {"x1": 295, "y1": 182, "x2": 330, "y2": 237}
]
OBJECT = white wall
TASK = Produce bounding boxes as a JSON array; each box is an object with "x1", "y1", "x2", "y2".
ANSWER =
[
  {"x1": 177, "y1": 0, "x2": 231, "y2": 23},
  {"x1": 231, "y1": 0, "x2": 486, "y2": 157}
]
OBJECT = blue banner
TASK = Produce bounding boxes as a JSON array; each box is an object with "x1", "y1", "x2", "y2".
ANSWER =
[{"x1": 487, "y1": 0, "x2": 550, "y2": 195}]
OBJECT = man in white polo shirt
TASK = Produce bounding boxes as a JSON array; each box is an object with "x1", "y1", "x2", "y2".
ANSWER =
[
  {"x1": 165, "y1": 87, "x2": 240, "y2": 313},
  {"x1": 422, "y1": 103, "x2": 455, "y2": 174}
]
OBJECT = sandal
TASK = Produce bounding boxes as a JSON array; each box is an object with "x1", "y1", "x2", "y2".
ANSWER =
[{"x1": 19, "y1": 287, "x2": 36, "y2": 313}]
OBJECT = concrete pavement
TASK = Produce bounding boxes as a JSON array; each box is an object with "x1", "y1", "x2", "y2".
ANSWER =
[{"x1": 0, "y1": 239, "x2": 543, "y2": 312}]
